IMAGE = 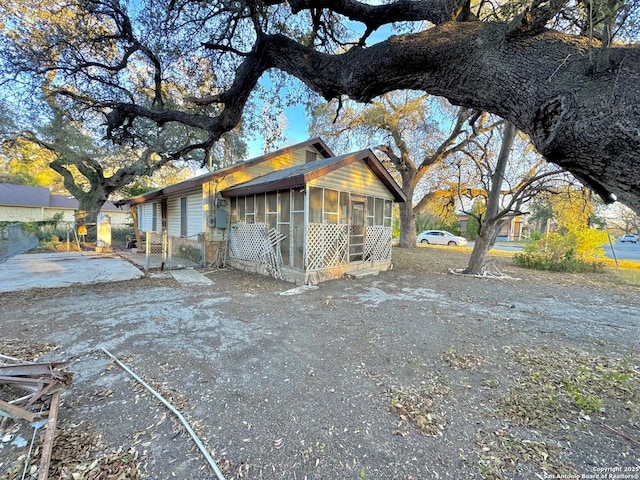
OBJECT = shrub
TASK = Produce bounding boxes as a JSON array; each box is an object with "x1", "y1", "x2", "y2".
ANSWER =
[{"x1": 513, "y1": 251, "x2": 604, "y2": 273}]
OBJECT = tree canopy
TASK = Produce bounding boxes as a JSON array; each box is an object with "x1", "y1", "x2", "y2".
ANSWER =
[{"x1": 1, "y1": 0, "x2": 638, "y2": 211}]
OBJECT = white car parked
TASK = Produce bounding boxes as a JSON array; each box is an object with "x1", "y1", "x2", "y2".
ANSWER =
[
  {"x1": 620, "y1": 233, "x2": 638, "y2": 243},
  {"x1": 417, "y1": 230, "x2": 467, "y2": 246}
]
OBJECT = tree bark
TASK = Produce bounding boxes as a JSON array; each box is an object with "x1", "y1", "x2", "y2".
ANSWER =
[
  {"x1": 463, "y1": 121, "x2": 516, "y2": 274},
  {"x1": 464, "y1": 219, "x2": 504, "y2": 274},
  {"x1": 258, "y1": 26, "x2": 640, "y2": 211},
  {"x1": 398, "y1": 179, "x2": 417, "y2": 248}
]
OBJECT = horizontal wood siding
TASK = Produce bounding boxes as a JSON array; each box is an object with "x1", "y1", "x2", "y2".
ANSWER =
[
  {"x1": 309, "y1": 161, "x2": 394, "y2": 200},
  {"x1": 187, "y1": 193, "x2": 203, "y2": 237},
  {"x1": 212, "y1": 147, "x2": 318, "y2": 192},
  {"x1": 167, "y1": 197, "x2": 181, "y2": 236}
]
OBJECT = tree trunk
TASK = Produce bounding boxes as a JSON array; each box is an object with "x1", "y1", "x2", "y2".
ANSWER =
[
  {"x1": 464, "y1": 220, "x2": 503, "y2": 274},
  {"x1": 463, "y1": 122, "x2": 516, "y2": 274},
  {"x1": 398, "y1": 179, "x2": 417, "y2": 248},
  {"x1": 259, "y1": 28, "x2": 640, "y2": 212}
]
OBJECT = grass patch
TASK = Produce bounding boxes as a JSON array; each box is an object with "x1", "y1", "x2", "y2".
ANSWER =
[
  {"x1": 388, "y1": 382, "x2": 450, "y2": 436},
  {"x1": 497, "y1": 346, "x2": 640, "y2": 428},
  {"x1": 441, "y1": 347, "x2": 486, "y2": 370},
  {"x1": 476, "y1": 428, "x2": 576, "y2": 479}
]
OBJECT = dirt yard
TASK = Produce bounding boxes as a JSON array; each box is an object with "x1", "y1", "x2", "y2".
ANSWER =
[{"x1": 1, "y1": 247, "x2": 639, "y2": 480}]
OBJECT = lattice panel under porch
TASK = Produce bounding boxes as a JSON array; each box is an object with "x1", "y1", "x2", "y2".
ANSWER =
[
  {"x1": 365, "y1": 226, "x2": 392, "y2": 261},
  {"x1": 229, "y1": 222, "x2": 287, "y2": 279},
  {"x1": 306, "y1": 223, "x2": 348, "y2": 271},
  {"x1": 145, "y1": 231, "x2": 164, "y2": 254},
  {"x1": 229, "y1": 223, "x2": 270, "y2": 262}
]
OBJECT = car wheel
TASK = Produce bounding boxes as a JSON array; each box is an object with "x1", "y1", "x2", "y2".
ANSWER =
[
  {"x1": 420, "y1": 239, "x2": 429, "y2": 244},
  {"x1": 448, "y1": 241, "x2": 456, "y2": 246}
]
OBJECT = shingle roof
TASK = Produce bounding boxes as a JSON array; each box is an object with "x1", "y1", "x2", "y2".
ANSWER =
[
  {"x1": 222, "y1": 149, "x2": 407, "y2": 202},
  {"x1": 0, "y1": 184, "x2": 50, "y2": 207},
  {"x1": 0, "y1": 183, "x2": 122, "y2": 211},
  {"x1": 117, "y1": 137, "x2": 335, "y2": 206}
]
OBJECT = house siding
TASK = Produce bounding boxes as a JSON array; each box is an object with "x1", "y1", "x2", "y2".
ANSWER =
[
  {"x1": 211, "y1": 147, "x2": 319, "y2": 193},
  {"x1": 308, "y1": 160, "x2": 394, "y2": 200},
  {"x1": 187, "y1": 193, "x2": 203, "y2": 237},
  {"x1": 1, "y1": 205, "x2": 129, "y2": 226},
  {"x1": 138, "y1": 203, "x2": 155, "y2": 232},
  {"x1": 167, "y1": 197, "x2": 181, "y2": 236}
]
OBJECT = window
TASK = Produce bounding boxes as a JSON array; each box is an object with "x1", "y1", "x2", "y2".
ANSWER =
[
  {"x1": 305, "y1": 151, "x2": 317, "y2": 163},
  {"x1": 180, "y1": 197, "x2": 187, "y2": 236},
  {"x1": 152, "y1": 203, "x2": 158, "y2": 231}
]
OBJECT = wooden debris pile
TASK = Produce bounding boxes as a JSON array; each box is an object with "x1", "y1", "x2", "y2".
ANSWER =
[{"x1": 0, "y1": 352, "x2": 72, "y2": 480}]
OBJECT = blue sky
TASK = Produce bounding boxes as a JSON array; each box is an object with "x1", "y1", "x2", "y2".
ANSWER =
[{"x1": 246, "y1": 24, "x2": 400, "y2": 158}]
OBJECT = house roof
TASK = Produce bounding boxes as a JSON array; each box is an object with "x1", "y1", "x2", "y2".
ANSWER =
[
  {"x1": 0, "y1": 183, "x2": 122, "y2": 211},
  {"x1": 221, "y1": 149, "x2": 407, "y2": 202},
  {"x1": 0, "y1": 184, "x2": 50, "y2": 207},
  {"x1": 117, "y1": 137, "x2": 335, "y2": 206}
]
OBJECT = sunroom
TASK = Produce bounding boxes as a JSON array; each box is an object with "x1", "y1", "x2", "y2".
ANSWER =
[{"x1": 221, "y1": 149, "x2": 406, "y2": 284}]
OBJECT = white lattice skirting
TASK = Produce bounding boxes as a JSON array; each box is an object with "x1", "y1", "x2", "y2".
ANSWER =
[
  {"x1": 305, "y1": 223, "x2": 349, "y2": 271},
  {"x1": 229, "y1": 222, "x2": 286, "y2": 279},
  {"x1": 306, "y1": 223, "x2": 392, "y2": 271},
  {"x1": 365, "y1": 225, "x2": 393, "y2": 261}
]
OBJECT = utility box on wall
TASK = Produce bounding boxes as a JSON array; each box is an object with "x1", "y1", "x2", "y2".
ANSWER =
[{"x1": 215, "y1": 209, "x2": 228, "y2": 229}]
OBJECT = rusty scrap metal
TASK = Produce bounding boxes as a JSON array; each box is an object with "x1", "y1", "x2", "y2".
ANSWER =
[{"x1": 0, "y1": 355, "x2": 72, "y2": 480}]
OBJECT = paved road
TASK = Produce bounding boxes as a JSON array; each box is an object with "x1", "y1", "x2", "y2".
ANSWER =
[
  {"x1": 601, "y1": 241, "x2": 640, "y2": 262},
  {"x1": 469, "y1": 241, "x2": 640, "y2": 262}
]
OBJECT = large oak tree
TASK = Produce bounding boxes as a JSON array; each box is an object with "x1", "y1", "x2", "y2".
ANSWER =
[{"x1": 1, "y1": 0, "x2": 638, "y2": 211}]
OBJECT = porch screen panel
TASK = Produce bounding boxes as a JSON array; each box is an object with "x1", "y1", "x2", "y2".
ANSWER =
[
  {"x1": 324, "y1": 189, "x2": 338, "y2": 224},
  {"x1": 366, "y1": 197, "x2": 375, "y2": 226},
  {"x1": 309, "y1": 187, "x2": 323, "y2": 223},
  {"x1": 278, "y1": 190, "x2": 291, "y2": 266},
  {"x1": 229, "y1": 197, "x2": 237, "y2": 224},
  {"x1": 384, "y1": 200, "x2": 393, "y2": 227},
  {"x1": 245, "y1": 195, "x2": 255, "y2": 223},
  {"x1": 291, "y1": 189, "x2": 305, "y2": 269},
  {"x1": 292, "y1": 189, "x2": 304, "y2": 211},
  {"x1": 374, "y1": 198, "x2": 384, "y2": 226},
  {"x1": 238, "y1": 196, "x2": 246, "y2": 220},
  {"x1": 256, "y1": 193, "x2": 265, "y2": 223},
  {"x1": 291, "y1": 212, "x2": 304, "y2": 268},
  {"x1": 266, "y1": 192, "x2": 277, "y2": 230},
  {"x1": 339, "y1": 192, "x2": 349, "y2": 224}
]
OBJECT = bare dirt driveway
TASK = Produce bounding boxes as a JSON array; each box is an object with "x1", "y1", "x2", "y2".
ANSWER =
[{"x1": 1, "y1": 247, "x2": 639, "y2": 480}]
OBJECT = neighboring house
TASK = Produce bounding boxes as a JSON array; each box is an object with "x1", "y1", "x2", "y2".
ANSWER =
[
  {"x1": 457, "y1": 211, "x2": 527, "y2": 240},
  {"x1": 119, "y1": 138, "x2": 406, "y2": 283},
  {"x1": 0, "y1": 184, "x2": 130, "y2": 227}
]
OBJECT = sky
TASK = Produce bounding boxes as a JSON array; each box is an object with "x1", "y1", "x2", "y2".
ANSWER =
[{"x1": 245, "y1": 24, "x2": 400, "y2": 158}]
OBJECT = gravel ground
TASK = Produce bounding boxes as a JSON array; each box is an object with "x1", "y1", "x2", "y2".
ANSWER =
[{"x1": 0, "y1": 246, "x2": 638, "y2": 480}]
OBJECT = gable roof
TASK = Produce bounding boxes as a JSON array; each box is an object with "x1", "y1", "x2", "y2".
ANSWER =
[
  {"x1": 0, "y1": 183, "x2": 122, "y2": 211},
  {"x1": 221, "y1": 149, "x2": 407, "y2": 202},
  {"x1": 117, "y1": 137, "x2": 334, "y2": 206},
  {"x1": 0, "y1": 184, "x2": 51, "y2": 207}
]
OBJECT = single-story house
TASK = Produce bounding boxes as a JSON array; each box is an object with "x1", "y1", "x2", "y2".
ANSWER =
[
  {"x1": 457, "y1": 211, "x2": 527, "y2": 240},
  {"x1": 119, "y1": 138, "x2": 406, "y2": 283},
  {"x1": 0, "y1": 184, "x2": 130, "y2": 227}
]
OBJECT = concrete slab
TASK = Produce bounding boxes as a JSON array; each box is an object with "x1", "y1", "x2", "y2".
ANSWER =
[
  {"x1": 169, "y1": 269, "x2": 214, "y2": 286},
  {"x1": 0, "y1": 252, "x2": 144, "y2": 293}
]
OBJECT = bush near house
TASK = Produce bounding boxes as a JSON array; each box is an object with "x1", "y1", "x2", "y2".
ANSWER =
[{"x1": 514, "y1": 229, "x2": 608, "y2": 273}]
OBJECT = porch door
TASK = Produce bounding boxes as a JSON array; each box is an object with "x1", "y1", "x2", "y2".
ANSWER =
[{"x1": 349, "y1": 199, "x2": 365, "y2": 262}]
